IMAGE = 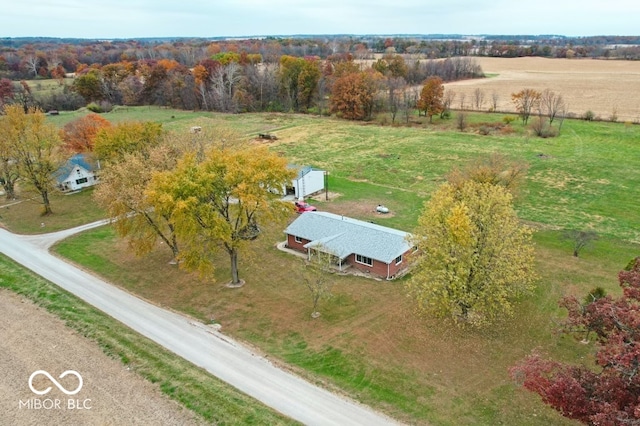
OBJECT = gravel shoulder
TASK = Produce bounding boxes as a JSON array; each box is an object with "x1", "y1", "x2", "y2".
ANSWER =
[{"x1": 0, "y1": 289, "x2": 204, "y2": 426}]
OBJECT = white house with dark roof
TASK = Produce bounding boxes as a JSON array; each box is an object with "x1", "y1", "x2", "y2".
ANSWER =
[
  {"x1": 55, "y1": 153, "x2": 99, "y2": 192},
  {"x1": 284, "y1": 211, "x2": 413, "y2": 280}
]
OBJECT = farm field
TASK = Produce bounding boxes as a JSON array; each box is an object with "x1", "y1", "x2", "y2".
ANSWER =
[{"x1": 446, "y1": 57, "x2": 640, "y2": 122}]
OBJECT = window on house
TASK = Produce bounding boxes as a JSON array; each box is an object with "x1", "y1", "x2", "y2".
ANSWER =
[
  {"x1": 294, "y1": 236, "x2": 303, "y2": 243},
  {"x1": 75, "y1": 177, "x2": 88, "y2": 185},
  {"x1": 395, "y1": 255, "x2": 402, "y2": 265},
  {"x1": 355, "y1": 254, "x2": 373, "y2": 266}
]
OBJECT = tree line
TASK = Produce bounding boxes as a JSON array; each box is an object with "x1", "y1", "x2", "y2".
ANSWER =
[
  {"x1": 2, "y1": 34, "x2": 639, "y2": 82},
  {"x1": 0, "y1": 53, "x2": 483, "y2": 121}
]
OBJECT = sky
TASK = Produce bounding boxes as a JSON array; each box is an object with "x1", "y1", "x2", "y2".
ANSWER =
[{"x1": 1, "y1": 0, "x2": 638, "y2": 39}]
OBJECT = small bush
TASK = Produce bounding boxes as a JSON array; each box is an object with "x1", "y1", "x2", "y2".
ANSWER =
[
  {"x1": 502, "y1": 116, "x2": 516, "y2": 125},
  {"x1": 583, "y1": 110, "x2": 595, "y2": 121},
  {"x1": 541, "y1": 127, "x2": 559, "y2": 138},
  {"x1": 584, "y1": 287, "x2": 606, "y2": 304},
  {"x1": 86, "y1": 102, "x2": 102, "y2": 113},
  {"x1": 478, "y1": 125, "x2": 492, "y2": 135},
  {"x1": 99, "y1": 100, "x2": 113, "y2": 113}
]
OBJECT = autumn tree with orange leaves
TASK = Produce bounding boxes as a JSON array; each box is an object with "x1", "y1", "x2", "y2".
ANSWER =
[
  {"x1": 417, "y1": 76, "x2": 444, "y2": 123},
  {"x1": 330, "y1": 69, "x2": 382, "y2": 120},
  {"x1": 62, "y1": 114, "x2": 111, "y2": 153}
]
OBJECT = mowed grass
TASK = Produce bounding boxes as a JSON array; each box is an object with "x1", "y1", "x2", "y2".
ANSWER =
[
  {"x1": 0, "y1": 187, "x2": 105, "y2": 234},
  {"x1": 0, "y1": 254, "x2": 299, "y2": 426},
  {"x1": 53, "y1": 219, "x2": 639, "y2": 425},
  {"x1": 33, "y1": 106, "x2": 640, "y2": 423}
]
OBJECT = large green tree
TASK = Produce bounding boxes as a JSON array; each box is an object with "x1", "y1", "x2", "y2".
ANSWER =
[
  {"x1": 147, "y1": 145, "x2": 294, "y2": 286},
  {"x1": 407, "y1": 180, "x2": 537, "y2": 327}
]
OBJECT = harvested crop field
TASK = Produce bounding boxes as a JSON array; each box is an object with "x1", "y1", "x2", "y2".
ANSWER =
[
  {"x1": 445, "y1": 57, "x2": 640, "y2": 122},
  {"x1": 0, "y1": 290, "x2": 203, "y2": 426}
]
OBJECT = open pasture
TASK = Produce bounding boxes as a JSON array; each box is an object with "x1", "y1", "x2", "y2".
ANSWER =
[{"x1": 41, "y1": 104, "x2": 640, "y2": 424}]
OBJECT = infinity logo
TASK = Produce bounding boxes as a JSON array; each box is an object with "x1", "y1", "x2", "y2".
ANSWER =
[{"x1": 28, "y1": 370, "x2": 83, "y2": 396}]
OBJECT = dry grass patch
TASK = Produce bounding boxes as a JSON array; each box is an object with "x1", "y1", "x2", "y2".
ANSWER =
[{"x1": 446, "y1": 57, "x2": 640, "y2": 122}]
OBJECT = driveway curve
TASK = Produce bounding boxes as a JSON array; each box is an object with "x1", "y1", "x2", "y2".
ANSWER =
[{"x1": 0, "y1": 221, "x2": 400, "y2": 426}]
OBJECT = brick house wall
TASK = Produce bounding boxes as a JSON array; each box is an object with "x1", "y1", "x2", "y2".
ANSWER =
[
  {"x1": 286, "y1": 233, "x2": 410, "y2": 280},
  {"x1": 286, "y1": 234, "x2": 310, "y2": 252},
  {"x1": 346, "y1": 250, "x2": 409, "y2": 279}
]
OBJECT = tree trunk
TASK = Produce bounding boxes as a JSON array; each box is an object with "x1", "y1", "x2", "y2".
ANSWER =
[
  {"x1": 41, "y1": 190, "x2": 53, "y2": 216},
  {"x1": 230, "y1": 248, "x2": 240, "y2": 284},
  {"x1": 2, "y1": 182, "x2": 15, "y2": 199}
]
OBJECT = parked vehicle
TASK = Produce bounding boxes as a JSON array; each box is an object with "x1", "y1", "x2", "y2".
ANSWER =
[{"x1": 294, "y1": 201, "x2": 317, "y2": 213}]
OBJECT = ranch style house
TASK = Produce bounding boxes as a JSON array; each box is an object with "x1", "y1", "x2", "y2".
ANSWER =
[{"x1": 284, "y1": 211, "x2": 413, "y2": 280}]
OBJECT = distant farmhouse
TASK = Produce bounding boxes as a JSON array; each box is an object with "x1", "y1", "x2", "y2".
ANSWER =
[
  {"x1": 55, "y1": 153, "x2": 99, "y2": 192},
  {"x1": 284, "y1": 211, "x2": 413, "y2": 280},
  {"x1": 286, "y1": 165, "x2": 325, "y2": 200}
]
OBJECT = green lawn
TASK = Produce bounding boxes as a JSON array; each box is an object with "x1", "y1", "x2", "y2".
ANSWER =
[
  {"x1": 53, "y1": 219, "x2": 639, "y2": 425},
  {"x1": 45, "y1": 107, "x2": 640, "y2": 240},
  {"x1": 0, "y1": 187, "x2": 105, "y2": 234},
  {"x1": 30, "y1": 107, "x2": 640, "y2": 424}
]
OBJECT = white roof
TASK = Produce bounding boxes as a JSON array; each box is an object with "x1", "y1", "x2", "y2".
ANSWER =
[{"x1": 284, "y1": 211, "x2": 412, "y2": 263}]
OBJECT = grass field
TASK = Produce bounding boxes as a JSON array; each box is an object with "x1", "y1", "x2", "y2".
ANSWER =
[
  {"x1": 0, "y1": 254, "x2": 298, "y2": 425},
  {"x1": 3, "y1": 95, "x2": 639, "y2": 423},
  {"x1": 53, "y1": 218, "x2": 638, "y2": 425},
  {"x1": 41, "y1": 106, "x2": 640, "y2": 241}
]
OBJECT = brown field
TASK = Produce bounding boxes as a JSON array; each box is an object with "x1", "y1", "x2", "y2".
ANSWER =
[
  {"x1": 445, "y1": 57, "x2": 640, "y2": 122},
  {"x1": 0, "y1": 290, "x2": 203, "y2": 426}
]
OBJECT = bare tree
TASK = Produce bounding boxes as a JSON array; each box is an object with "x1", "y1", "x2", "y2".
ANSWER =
[
  {"x1": 456, "y1": 112, "x2": 468, "y2": 131},
  {"x1": 442, "y1": 89, "x2": 456, "y2": 117},
  {"x1": 209, "y1": 62, "x2": 243, "y2": 112},
  {"x1": 491, "y1": 91, "x2": 499, "y2": 112},
  {"x1": 386, "y1": 77, "x2": 406, "y2": 123},
  {"x1": 302, "y1": 247, "x2": 335, "y2": 318},
  {"x1": 472, "y1": 88, "x2": 485, "y2": 111},
  {"x1": 401, "y1": 86, "x2": 418, "y2": 124},
  {"x1": 557, "y1": 103, "x2": 569, "y2": 133},
  {"x1": 561, "y1": 230, "x2": 599, "y2": 257},
  {"x1": 540, "y1": 89, "x2": 565, "y2": 124},
  {"x1": 23, "y1": 55, "x2": 39, "y2": 78},
  {"x1": 458, "y1": 92, "x2": 466, "y2": 110}
]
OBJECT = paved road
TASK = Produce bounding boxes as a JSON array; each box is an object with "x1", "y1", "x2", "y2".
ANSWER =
[{"x1": 0, "y1": 221, "x2": 399, "y2": 426}]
